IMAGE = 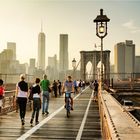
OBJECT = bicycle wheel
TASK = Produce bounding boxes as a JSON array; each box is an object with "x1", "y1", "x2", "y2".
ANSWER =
[{"x1": 66, "y1": 98, "x2": 70, "y2": 118}]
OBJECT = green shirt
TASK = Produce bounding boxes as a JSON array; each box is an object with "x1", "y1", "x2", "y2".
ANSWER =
[{"x1": 40, "y1": 79, "x2": 50, "y2": 91}]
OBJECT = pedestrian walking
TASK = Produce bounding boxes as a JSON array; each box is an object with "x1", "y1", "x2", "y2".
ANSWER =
[
  {"x1": 82, "y1": 80, "x2": 86, "y2": 90},
  {"x1": 52, "y1": 80, "x2": 58, "y2": 97},
  {"x1": 30, "y1": 78, "x2": 41, "y2": 126},
  {"x1": 73, "y1": 80, "x2": 78, "y2": 94},
  {"x1": 58, "y1": 80, "x2": 62, "y2": 96},
  {"x1": 40, "y1": 74, "x2": 50, "y2": 115},
  {"x1": 93, "y1": 80, "x2": 99, "y2": 102},
  {"x1": 79, "y1": 79, "x2": 83, "y2": 92},
  {"x1": 16, "y1": 74, "x2": 28, "y2": 126},
  {"x1": 0, "y1": 79, "x2": 5, "y2": 113}
]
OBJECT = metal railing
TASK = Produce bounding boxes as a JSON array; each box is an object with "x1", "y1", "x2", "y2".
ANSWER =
[
  {"x1": 0, "y1": 73, "x2": 34, "y2": 85},
  {"x1": 98, "y1": 84, "x2": 121, "y2": 140},
  {"x1": 0, "y1": 90, "x2": 16, "y2": 115},
  {"x1": 98, "y1": 88, "x2": 112, "y2": 139},
  {"x1": 0, "y1": 90, "x2": 33, "y2": 115}
]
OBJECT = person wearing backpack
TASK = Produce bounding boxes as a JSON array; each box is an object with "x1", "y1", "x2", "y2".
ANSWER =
[
  {"x1": 16, "y1": 74, "x2": 28, "y2": 126},
  {"x1": 40, "y1": 74, "x2": 50, "y2": 115},
  {"x1": 0, "y1": 79, "x2": 5, "y2": 113},
  {"x1": 30, "y1": 78, "x2": 41, "y2": 125}
]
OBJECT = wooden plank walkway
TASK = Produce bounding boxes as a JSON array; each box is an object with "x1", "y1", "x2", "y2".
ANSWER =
[{"x1": 0, "y1": 87, "x2": 102, "y2": 140}]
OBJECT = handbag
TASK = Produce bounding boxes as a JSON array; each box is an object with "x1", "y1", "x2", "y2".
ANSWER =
[{"x1": 48, "y1": 87, "x2": 51, "y2": 93}]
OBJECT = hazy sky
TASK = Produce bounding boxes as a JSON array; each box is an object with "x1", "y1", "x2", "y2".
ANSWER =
[{"x1": 0, "y1": 0, "x2": 140, "y2": 69}]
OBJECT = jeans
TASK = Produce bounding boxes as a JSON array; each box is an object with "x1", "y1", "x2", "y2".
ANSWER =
[
  {"x1": 31, "y1": 98, "x2": 41, "y2": 122},
  {"x1": 42, "y1": 91, "x2": 49, "y2": 113},
  {"x1": 18, "y1": 97, "x2": 27, "y2": 120}
]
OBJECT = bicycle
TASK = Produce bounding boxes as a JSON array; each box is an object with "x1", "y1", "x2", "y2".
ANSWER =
[{"x1": 65, "y1": 91, "x2": 73, "y2": 118}]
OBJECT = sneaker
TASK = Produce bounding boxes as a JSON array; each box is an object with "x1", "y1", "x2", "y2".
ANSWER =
[
  {"x1": 42, "y1": 112, "x2": 45, "y2": 115},
  {"x1": 21, "y1": 119, "x2": 25, "y2": 126},
  {"x1": 36, "y1": 121, "x2": 39, "y2": 125},
  {"x1": 45, "y1": 111, "x2": 49, "y2": 115},
  {"x1": 30, "y1": 118, "x2": 33, "y2": 125}
]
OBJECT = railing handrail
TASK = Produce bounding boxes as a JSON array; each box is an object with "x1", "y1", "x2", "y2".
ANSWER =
[
  {"x1": 0, "y1": 90, "x2": 16, "y2": 115},
  {"x1": 98, "y1": 89, "x2": 120, "y2": 140}
]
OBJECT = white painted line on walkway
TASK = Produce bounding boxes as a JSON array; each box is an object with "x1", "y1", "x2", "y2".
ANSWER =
[
  {"x1": 17, "y1": 106, "x2": 64, "y2": 140},
  {"x1": 17, "y1": 86, "x2": 90, "y2": 140},
  {"x1": 73, "y1": 86, "x2": 89, "y2": 100},
  {"x1": 76, "y1": 90, "x2": 93, "y2": 140}
]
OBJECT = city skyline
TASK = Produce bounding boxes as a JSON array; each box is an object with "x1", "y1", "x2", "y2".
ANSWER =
[{"x1": 0, "y1": 0, "x2": 140, "y2": 69}]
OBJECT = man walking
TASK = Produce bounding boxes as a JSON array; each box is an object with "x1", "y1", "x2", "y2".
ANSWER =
[
  {"x1": 40, "y1": 74, "x2": 50, "y2": 115},
  {"x1": 93, "y1": 80, "x2": 99, "y2": 102}
]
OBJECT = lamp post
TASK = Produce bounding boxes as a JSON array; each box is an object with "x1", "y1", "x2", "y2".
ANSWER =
[
  {"x1": 72, "y1": 58, "x2": 76, "y2": 79},
  {"x1": 94, "y1": 9, "x2": 110, "y2": 89}
]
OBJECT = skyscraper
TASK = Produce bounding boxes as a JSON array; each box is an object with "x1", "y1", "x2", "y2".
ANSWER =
[
  {"x1": 28, "y1": 58, "x2": 36, "y2": 75},
  {"x1": 7, "y1": 42, "x2": 16, "y2": 60},
  {"x1": 29, "y1": 58, "x2": 36, "y2": 68},
  {"x1": 59, "y1": 34, "x2": 68, "y2": 72},
  {"x1": 47, "y1": 54, "x2": 58, "y2": 80},
  {"x1": 135, "y1": 56, "x2": 140, "y2": 71},
  {"x1": 38, "y1": 30, "x2": 45, "y2": 70},
  {"x1": 114, "y1": 40, "x2": 135, "y2": 77}
]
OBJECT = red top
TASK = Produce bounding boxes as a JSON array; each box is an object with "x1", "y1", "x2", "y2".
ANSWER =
[{"x1": 0, "y1": 86, "x2": 4, "y2": 96}]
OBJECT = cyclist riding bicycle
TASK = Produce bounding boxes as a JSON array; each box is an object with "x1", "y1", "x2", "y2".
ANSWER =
[{"x1": 62, "y1": 76, "x2": 74, "y2": 110}]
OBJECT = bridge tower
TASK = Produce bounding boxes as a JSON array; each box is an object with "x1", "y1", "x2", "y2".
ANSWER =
[{"x1": 80, "y1": 50, "x2": 110, "y2": 81}]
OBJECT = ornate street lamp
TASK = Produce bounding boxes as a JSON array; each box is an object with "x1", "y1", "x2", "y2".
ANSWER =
[
  {"x1": 94, "y1": 9, "x2": 110, "y2": 89},
  {"x1": 72, "y1": 58, "x2": 76, "y2": 79}
]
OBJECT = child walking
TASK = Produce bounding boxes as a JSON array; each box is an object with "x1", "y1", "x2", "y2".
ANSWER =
[{"x1": 30, "y1": 78, "x2": 41, "y2": 126}]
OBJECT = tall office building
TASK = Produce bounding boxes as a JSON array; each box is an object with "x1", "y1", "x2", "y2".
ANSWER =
[
  {"x1": 47, "y1": 54, "x2": 58, "y2": 80},
  {"x1": 135, "y1": 56, "x2": 140, "y2": 78},
  {"x1": 59, "y1": 34, "x2": 69, "y2": 72},
  {"x1": 0, "y1": 48, "x2": 26, "y2": 77},
  {"x1": 7, "y1": 42, "x2": 16, "y2": 60},
  {"x1": 38, "y1": 30, "x2": 45, "y2": 70},
  {"x1": 29, "y1": 58, "x2": 36, "y2": 68},
  {"x1": 114, "y1": 40, "x2": 135, "y2": 76},
  {"x1": 28, "y1": 58, "x2": 36, "y2": 75}
]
